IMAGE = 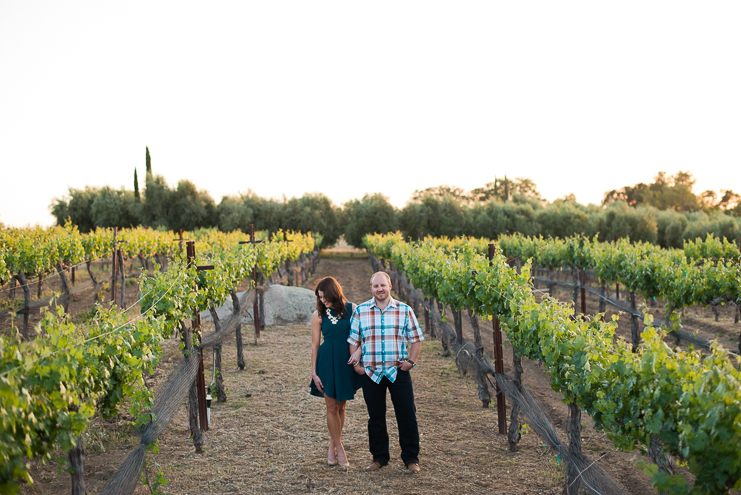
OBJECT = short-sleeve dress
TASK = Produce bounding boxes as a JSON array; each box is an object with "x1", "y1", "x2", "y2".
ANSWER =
[{"x1": 310, "y1": 302, "x2": 362, "y2": 401}]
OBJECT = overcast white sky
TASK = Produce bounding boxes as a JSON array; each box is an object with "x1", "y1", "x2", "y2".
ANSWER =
[{"x1": 1, "y1": 2, "x2": 739, "y2": 227}]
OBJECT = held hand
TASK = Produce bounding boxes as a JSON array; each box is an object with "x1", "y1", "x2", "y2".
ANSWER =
[
  {"x1": 353, "y1": 364, "x2": 366, "y2": 375},
  {"x1": 348, "y1": 348, "x2": 362, "y2": 366},
  {"x1": 397, "y1": 360, "x2": 413, "y2": 372},
  {"x1": 312, "y1": 374, "x2": 324, "y2": 393}
]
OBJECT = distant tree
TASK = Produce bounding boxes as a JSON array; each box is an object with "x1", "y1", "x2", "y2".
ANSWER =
[
  {"x1": 655, "y1": 209, "x2": 689, "y2": 248},
  {"x1": 167, "y1": 180, "x2": 217, "y2": 231},
  {"x1": 91, "y1": 187, "x2": 139, "y2": 229},
  {"x1": 602, "y1": 171, "x2": 701, "y2": 211},
  {"x1": 254, "y1": 198, "x2": 285, "y2": 233},
  {"x1": 134, "y1": 168, "x2": 140, "y2": 201},
  {"x1": 699, "y1": 189, "x2": 741, "y2": 212},
  {"x1": 467, "y1": 199, "x2": 540, "y2": 239},
  {"x1": 470, "y1": 176, "x2": 541, "y2": 202},
  {"x1": 594, "y1": 201, "x2": 658, "y2": 244},
  {"x1": 411, "y1": 185, "x2": 469, "y2": 203},
  {"x1": 146, "y1": 147, "x2": 152, "y2": 177},
  {"x1": 217, "y1": 196, "x2": 250, "y2": 233},
  {"x1": 280, "y1": 193, "x2": 342, "y2": 248},
  {"x1": 399, "y1": 194, "x2": 466, "y2": 239},
  {"x1": 139, "y1": 175, "x2": 172, "y2": 229},
  {"x1": 49, "y1": 187, "x2": 100, "y2": 233},
  {"x1": 217, "y1": 190, "x2": 270, "y2": 233},
  {"x1": 534, "y1": 200, "x2": 595, "y2": 239},
  {"x1": 343, "y1": 194, "x2": 399, "y2": 248}
]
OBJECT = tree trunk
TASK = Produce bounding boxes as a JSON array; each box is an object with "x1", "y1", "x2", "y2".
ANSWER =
[
  {"x1": 438, "y1": 302, "x2": 450, "y2": 357},
  {"x1": 14, "y1": 273, "x2": 30, "y2": 340},
  {"x1": 649, "y1": 435, "x2": 673, "y2": 475},
  {"x1": 154, "y1": 253, "x2": 164, "y2": 272},
  {"x1": 55, "y1": 262, "x2": 72, "y2": 313},
  {"x1": 567, "y1": 403, "x2": 582, "y2": 494},
  {"x1": 209, "y1": 306, "x2": 227, "y2": 402},
  {"x1": 508, "y1": 347, "x2": 524, "y2": 451},
  {"x1": 630, "y1": 291, "x2": 640, "y2": 352},
  {"x1": 468, "y1": 309, "x2": 491, "y2": 408},
  {"x1": 712, "y1": 304, "x2": 720, "y2": 322},
  {"x1": 453, "y1": 309, "x2": 463, "y2": 344},
  {"x1": 86, "y1": 261, "x2": 103, "y2": 303},
  {"x1": 428, "y1": 298, "x2": 437, "y2": 339},
  {"x1": 37, "y1": 274, "x2": 43, "y2": 299},
  {"x1": 599, "y1": 280, "x2": 606, "y2": 313},
  {"x1": 231, "y1": 290, "x2": 246, "y2": 370},
  {"x1": 10, "y1": 276, "x2": 16, "y2": 300},
  {"x1": 68, "y1": 433, "x2": 86, "y2": 495},
  {"x1": 180, "y1": 320, "x2": 191, "y2": 354},
  {"x1": 571, "y1": 267, "x2": 579, "y2": 312}
]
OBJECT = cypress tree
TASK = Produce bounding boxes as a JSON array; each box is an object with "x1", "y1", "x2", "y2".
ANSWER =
[
  {"x1": 146, "y1": 147, "x2": 152, "y2": 176},
  {"x1": 134, "y1": 168, "x2": 140, "y2": 201}
]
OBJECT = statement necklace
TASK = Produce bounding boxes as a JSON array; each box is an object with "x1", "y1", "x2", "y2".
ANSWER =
[{"x1": 326, "y1": 308, "x2": 339, "y2": 325}]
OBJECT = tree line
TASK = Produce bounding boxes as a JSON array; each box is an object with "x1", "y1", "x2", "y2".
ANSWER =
[{"x1": 48, "y1": 153, "x2": 740, "y2": 249}]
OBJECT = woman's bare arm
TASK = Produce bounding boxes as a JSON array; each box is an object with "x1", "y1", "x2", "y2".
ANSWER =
[{"x1": 310, "y1": 311, "x2": 324, "y2": 393}]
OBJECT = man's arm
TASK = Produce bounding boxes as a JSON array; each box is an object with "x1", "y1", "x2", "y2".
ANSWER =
[
  {"x1": 398, "y1": 341, "x2": 421, "y2": 371},
  {"x1": 347, "y1": 305, "x2": 364, "y2": 371},
  {"x1": 398, "y1": 305, "x2": 423, "y2": 371},
  {"x1": 407, "y1": 341, "x2": 421, "y2": 363}
]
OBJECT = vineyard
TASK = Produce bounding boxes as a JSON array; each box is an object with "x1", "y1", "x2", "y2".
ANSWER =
[
  {"x1": 2, "y1": 226, "x2": 740, "y2": 494},
  {"x1": 0, "y1": 225, "x2": 316, "y2": 494},
  {"x1": 364, "y1": 232, "x2": 741, "y2": 495}
]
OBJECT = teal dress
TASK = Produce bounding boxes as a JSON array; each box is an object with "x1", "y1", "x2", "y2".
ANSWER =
[{"x1": 310, "y1": 302, "x2": 362, "y2": 401}]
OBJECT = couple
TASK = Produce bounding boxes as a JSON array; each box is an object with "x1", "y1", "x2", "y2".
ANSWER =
[{"x1": 310, "y1": 272, "x2": 424, "y2": 473}]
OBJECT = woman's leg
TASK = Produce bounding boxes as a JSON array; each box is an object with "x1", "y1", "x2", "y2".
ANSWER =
[
  {"x1": 324, "y1": 396, "x2": 341, "y2": 462},
  {"x1": 338, "y1": 400, "x2": 347, "y2": 432},
  {"x1": 336, "y1": 401, "x2": 348, "y2": 464}
]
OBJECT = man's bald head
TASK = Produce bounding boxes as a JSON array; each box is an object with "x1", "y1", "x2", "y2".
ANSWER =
[{"x1": 370, "y1": 271, "x2": 391, "y2": 286}]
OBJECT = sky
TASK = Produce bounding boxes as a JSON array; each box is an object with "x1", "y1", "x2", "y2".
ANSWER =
[{"x1": 1, "y1": 2, "x2": 740, "y2": 227}]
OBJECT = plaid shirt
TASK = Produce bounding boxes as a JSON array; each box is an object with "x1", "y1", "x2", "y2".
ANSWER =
[{"x1": 348, "y1": 297, "x2": 424, "y2": 384}]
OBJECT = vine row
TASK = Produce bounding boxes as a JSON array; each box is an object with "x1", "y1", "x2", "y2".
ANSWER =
[{"x1": 365, "y1": 232, "x2": 741, "y2": 495}]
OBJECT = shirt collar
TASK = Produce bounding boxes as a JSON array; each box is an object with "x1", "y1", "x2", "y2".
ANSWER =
[{"x1": 371, "y1": 296, "x2": 398, "y2": 311}]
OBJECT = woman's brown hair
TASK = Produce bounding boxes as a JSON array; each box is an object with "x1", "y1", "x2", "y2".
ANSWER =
[{"x1": 315, "y1": 276, "x2": 348, "y2": 319}]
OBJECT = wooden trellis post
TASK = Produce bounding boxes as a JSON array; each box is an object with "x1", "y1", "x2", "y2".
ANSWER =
[
  {"x1": 580, "y1": 268, "x2": 587, "y2": 316},
  {"x1": 238, "y1": 224, "x2": 265, "y2": 343},
  {"x1": 111, "y1": 227, "x2": 117, "y2": 303},
  {"x1": 186, "y1": 241, "x2": 214, "y2": 433},
  {"x1": 488, "y1": 243, "x2": 507, "y2": 434},
  {"x1": 282, "y1": 231, "x2": 295, "y2": 286}
]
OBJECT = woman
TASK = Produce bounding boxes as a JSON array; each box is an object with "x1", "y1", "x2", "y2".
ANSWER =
[{"x1": 310, "y1": 276, "x2": 361, "y2": 469}]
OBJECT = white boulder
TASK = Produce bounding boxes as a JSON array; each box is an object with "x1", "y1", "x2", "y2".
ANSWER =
[{"x1": 199, "y1": 284, "x2": 316, "y2": 326}]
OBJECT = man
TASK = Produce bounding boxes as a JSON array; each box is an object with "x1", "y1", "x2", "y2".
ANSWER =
[{"x1": 347, "y1": 271, "x2": 424, "y2": 474}]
